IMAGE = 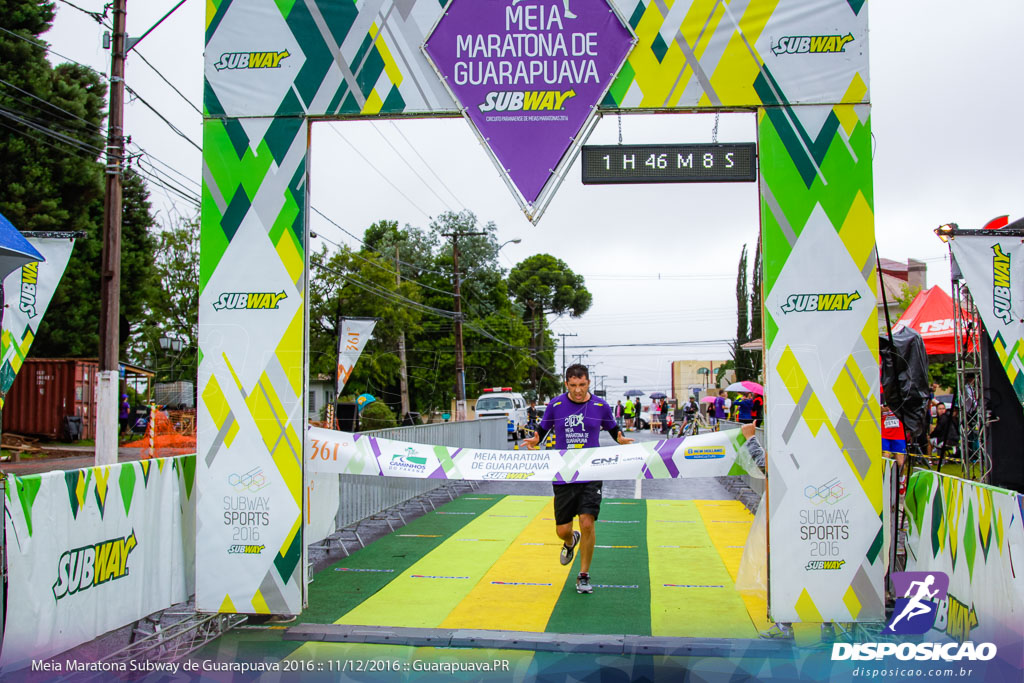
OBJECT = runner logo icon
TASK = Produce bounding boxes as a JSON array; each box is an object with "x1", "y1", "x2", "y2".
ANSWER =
[{"x1": 888, "y1": 571, "x2": 948, "y2": 634}]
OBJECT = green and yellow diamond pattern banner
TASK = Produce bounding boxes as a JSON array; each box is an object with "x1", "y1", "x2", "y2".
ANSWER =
[
  {"x1": 1, "y1": 456, "x2": 195, "y2": 670},
  {"x1": 201, "y1": 0, "x2": 875, "y2": 620},
  {"x1": 760, "y1": 101, "x2": 882, "y2": 622},
  {"x1": 904, "y1": 470, "x2": 1024, "y2": 657},
  {"x1": 948, "y1": 235, "x2": 1024, "y2": 407}
]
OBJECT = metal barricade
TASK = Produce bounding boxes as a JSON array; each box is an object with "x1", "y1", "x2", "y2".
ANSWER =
[{"x1": 331, "y1": 418, "x2": 507, "y2": 535}]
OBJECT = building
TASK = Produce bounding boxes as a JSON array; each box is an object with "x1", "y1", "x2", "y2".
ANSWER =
[
  {"x1": 877, "y1": 257, "x2": 927, "y2": 330},
  {"x1": 670, "y1": 360, "x2": 733, "y2": 403}
]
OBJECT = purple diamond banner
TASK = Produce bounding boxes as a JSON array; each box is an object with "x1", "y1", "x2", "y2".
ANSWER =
[{"x1": 424, "y1": 0, "x2": 634, "y2": 207}]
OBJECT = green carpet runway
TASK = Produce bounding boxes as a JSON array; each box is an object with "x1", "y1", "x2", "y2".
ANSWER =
[{"x1": 193, "y1": 493, "x2": 778, "y2": 678}]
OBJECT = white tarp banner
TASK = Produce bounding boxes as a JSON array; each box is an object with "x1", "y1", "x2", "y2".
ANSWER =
[
  {"x1": 949, "y1": 234, "x2": 1024, "y2": 405},
  {"x1": 307, "y1": 426, "x2": 764, "y2": 481},
  {"x1": 336, "y1": 318, "x2": 376, "y2": 394},
  {"x1": 0, "y1": 456, "x2": 196, "y2": 671},
  {"x1": 0, "y1": 236, "x2": 75, "y2": 401}
]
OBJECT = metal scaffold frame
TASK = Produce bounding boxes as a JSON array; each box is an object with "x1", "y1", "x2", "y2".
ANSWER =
[{"x1": 951, "y1": 270, "x2": 991, "y2": 482}]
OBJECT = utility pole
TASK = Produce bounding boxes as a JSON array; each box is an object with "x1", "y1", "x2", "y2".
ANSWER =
[
  {"x1": 443, "y1": 230, "x2": 485, "y2": 420},
  {"x1": 395, "y1": 245, "x2": 410, "y2": 420},
  {"x1": 96, "y1": 0, "x2": 128, "y2": 466},
  {"x1": 557, "y1": 332, "x2": 577, "y2": 379}
]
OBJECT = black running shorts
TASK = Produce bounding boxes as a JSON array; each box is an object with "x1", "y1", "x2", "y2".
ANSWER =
[{"x1": 552, "y1": 481, "x2": 603, "y2": 525}]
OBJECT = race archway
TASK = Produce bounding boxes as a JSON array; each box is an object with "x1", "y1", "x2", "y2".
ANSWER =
[{"x1": 198, "y1": 0, "x2": 880, "y2": 626}]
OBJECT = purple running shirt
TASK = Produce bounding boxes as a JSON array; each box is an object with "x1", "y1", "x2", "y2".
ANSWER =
[{"x1": 539, "y1": 393, "x2": 618, "y2": 452}]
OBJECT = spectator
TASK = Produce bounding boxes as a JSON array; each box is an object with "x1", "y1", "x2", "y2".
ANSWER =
[
  {"x1": 119, "y1": 394, "x2": 131, "y2": 435},
  {"x1": 660, "y1": 398, "x2": 669, "y2": 434},
  {"x1": 623, "y1": 398, "x2": 635, "y2": 431},
  {"x1": 712, "y1": 390, "x2": 726, "y2": 425},
  {"x1": 751, "y1": 392, "x2": 764, "y2": 427},
  {"x1": 737, "y1": 392, "x2": 754, "y2": 424},
  {"x1": 614, "y1": 400, "x2": 624, "y2": 428}
]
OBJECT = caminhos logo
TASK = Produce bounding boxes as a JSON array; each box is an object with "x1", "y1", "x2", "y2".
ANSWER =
[
  {"x1": 772, "y1": 34, "x2": 854, "y2": 55},
  {"x1": 780, "y1": 291, "x2": 861, "y2": 314},
  {"x1": 53, "y1": 531, "x2": 138, "y2": 601},
  {"x1": 214, "y1": 50, "x2": 290, "y2": 71},
  {"x1": 212, "y1": 291, "x2": 287, "y2": 311},
  {"x1": 19, "y1": 261, "x2": 39, "y2": 318},
  {"x1": 991, "y1": 244, "x2": 1013, "y2": 325}
]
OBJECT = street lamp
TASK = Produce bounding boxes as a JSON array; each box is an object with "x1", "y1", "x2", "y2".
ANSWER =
[
  {"x1": 498, "y1": 238, "x2": 522, "y2": 250},
  {"x1": 158, "y1": 335, "x2": 183, "y2": 382}
]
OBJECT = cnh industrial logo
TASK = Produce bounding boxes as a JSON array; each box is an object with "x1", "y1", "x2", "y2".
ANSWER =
[{"x1": 831, "y1": 571, "x2": 997, "y2": 662}]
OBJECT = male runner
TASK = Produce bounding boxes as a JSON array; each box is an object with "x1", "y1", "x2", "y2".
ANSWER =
[{"x1": 521, "y1": 364, "x2": 634, "y2": 593}]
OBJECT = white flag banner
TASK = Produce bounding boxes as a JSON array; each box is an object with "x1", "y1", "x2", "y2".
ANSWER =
[
  {"x1": 306, "y1": 425, "x2": 764, "y2": 482},
  {"x1": 949, "y1": 234, "x2": 1024, "y2": 405},
  {"x1": 336, "y1": 318, "x2": 376, "y2": 394},
  {"x1": 0, "y1": 236, "x2": 76, "y2": 401}
]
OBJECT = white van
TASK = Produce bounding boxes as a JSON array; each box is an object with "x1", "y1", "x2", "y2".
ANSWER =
[{"x1": 473, "y1": 387, "x2": 529, "y2": 439}]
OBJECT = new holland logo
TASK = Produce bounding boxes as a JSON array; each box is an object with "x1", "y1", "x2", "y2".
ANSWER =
[
  {"x1": 772, "y1": 34, "x2": 854, "y2": 55},
  {"x1": 479, "y1": 89, "x2": 577, "y2": 112},
  {"x1": 228, "y1": 544, "x2": 266, "y2": 555},
  {"x1": 780, "y1": 291, "x2": 861, "y2": 314},
  {"x1": 683, "y1": 446, "x2": 725, "y2": 459},
  {"x1": 212, "y1": 291, "x2": 287, "y2": 311},
  {"x1": 214, "y1": 50, "x2": 290, "y2": 71},
  {"x1": 53, "y1": 531, "x2": 137, "y2": 601},
  {"x1": 805, "y1": 560, "x2": 846, "y2": 570},
  {"x1": 19, "y1": 261, "x2": 39, "y2": 318},
  {"x1": 992, "y1": 244, "x2": 1013, "y2": 325}
]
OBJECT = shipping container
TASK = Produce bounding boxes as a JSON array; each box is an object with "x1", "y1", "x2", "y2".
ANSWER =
[
  {"x1": 2, "y1": 359, "x2": 154, "y2": 441},
  {"x1": 3, "y1": 359, "x2": 98, "y2": 440}
]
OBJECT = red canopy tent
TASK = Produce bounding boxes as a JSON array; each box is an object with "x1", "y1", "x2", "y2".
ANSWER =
[{"x1": 893, "y1": 286, "x2": 964, "y2": 356}]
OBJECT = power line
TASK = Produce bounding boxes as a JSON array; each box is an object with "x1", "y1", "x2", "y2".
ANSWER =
[
  {"x1": 133, "y1": 50, "x2": 202, "y2": 116},
  {"x1": 369, "y1": 121, "x2": 455, "y2": 212},
  {"x1": 0, "y1": 26, "x2": 108, "y2": 80},
  {"x1": 0, "y1": 77, "x2": 104, "y2": 133},
  {"x1": 54, "y1": 0, "x2": 109, "y2": 24},
  {"x1": 128, "y1": 0, "x2": 190, "y2": 53},
  {"x1": 326, "y1": 125, "x2": 432, "y2": 219},
  {"x1": 123, "y1": 83, "x2": 201, "y2": 151},
  {"x1": 387, "y1": 121, "x2": 467, "y2": 211}
]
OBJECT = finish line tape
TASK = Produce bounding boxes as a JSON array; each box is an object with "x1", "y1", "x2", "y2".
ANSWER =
[{"x1": 334, "y1": 567, "x2": 395, "y2": 573}]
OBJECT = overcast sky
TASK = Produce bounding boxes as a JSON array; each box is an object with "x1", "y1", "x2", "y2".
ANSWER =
[{"x1": 43, "y1": 0, "x2": 1024, "y2": 401}]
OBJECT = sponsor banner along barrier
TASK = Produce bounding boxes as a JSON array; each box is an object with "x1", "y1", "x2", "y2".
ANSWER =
[
  {"x1": 0, "y1": 236, "x2": 75, "y2": 401},
  {"x1": 336, "y1": 318, "x2": 376, "y2": 394},
  {"x1": 903, "y1": 469, "x2": 1024, "y2": 666},
  {"x1": 949, "y1": 234, "x2": 1024, "y2": 405},
  {"x1": 0, "y1": 455, "x2": 196, "y2": 671},
  {"x1": 307, "y1": 426, "x2": 763, "y2": 481}
]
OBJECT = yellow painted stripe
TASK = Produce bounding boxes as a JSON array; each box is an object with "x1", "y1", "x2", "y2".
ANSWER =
[
  {"x1": 334, "y1": 496, "x2": 547, "y2": 628},
  {"x1": 441, "y1": 500, "x2": 572, "y2": 632},
  {"x1": 648, "y1": 500, "x2": 758, "y2": 638}
]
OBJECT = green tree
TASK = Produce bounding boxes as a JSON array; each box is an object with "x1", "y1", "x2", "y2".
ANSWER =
[
  {"x1": 132, "y1": 214, "x2": 198, "y2": 382},
  {"x1": 748, "y1": 232, "x2": 764, "y2": 381},
  {"x1": 507, "y1": 253, "x2": 591, "y2": 396},
  {"x1": 731, "y1": 243, "x2": 758, "y2": 382},
  {"x1": 359, "y1": 400, "x2": 396, "y2": 431},
  {"x1": 929, "y1": 361, "x2": 956, "y2": 393},
  {"x1": 0, "y1": 3, "x2": 158, "y2": 360}
]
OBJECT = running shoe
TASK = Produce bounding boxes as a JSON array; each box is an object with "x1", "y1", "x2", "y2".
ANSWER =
[
  {"x1": 576, "y1": 572, "x2": 593, "y2": 594},
  {"x1": 559, "y1": 530, "x2": 580, "y2": 566}
]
